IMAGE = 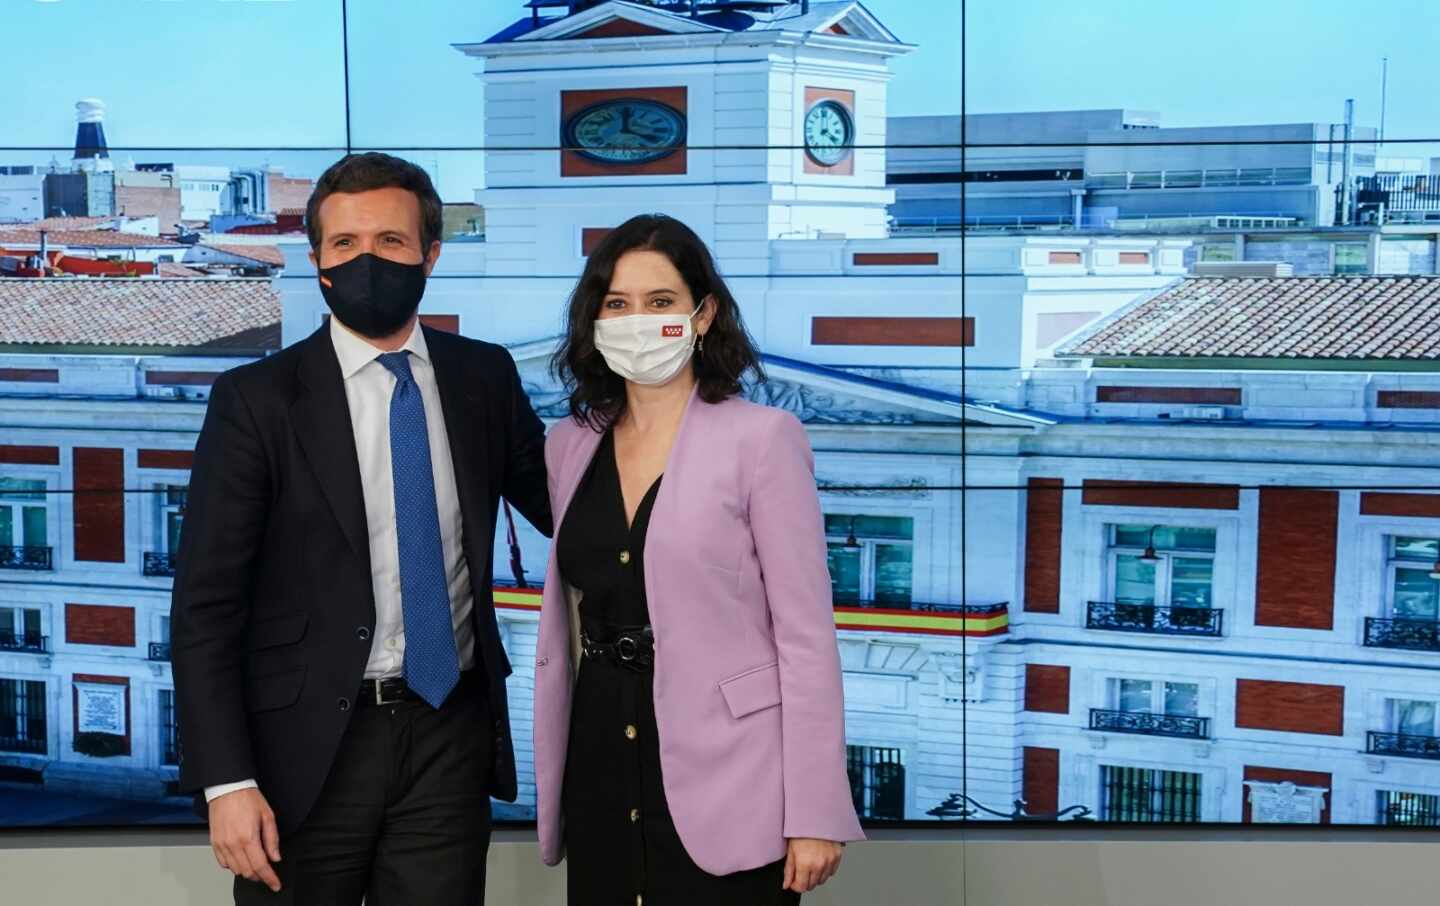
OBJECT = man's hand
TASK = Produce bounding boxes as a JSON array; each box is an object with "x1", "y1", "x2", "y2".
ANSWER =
[
  {"x1": 209, "y1": 787, "x2": 282, "y2": 892},
  {"x1": 782, "y1": 837, "x2": 844, "y2": 893}
]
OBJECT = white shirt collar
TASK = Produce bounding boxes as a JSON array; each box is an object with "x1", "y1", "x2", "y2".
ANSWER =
[{"x1": 328, "y1": 315, "x2": 431, "y2": 380}]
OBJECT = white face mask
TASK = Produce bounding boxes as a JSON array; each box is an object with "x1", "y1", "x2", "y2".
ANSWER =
[{"x1": 593, "y1": 303, "x2": 705, "y2": 386}]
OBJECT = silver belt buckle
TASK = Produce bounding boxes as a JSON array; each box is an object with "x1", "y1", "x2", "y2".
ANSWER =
[
  {"x1": 374, "y1": 678, "x2": 401, "y2": 706},
  {"x1": 615, "y1": 635, "x2": 638, "y2": 662}
]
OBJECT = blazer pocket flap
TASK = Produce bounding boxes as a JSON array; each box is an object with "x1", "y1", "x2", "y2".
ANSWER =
[
  {"x1": 718, "y1": 661, "x2": 781, "y2": 720},
  {"x1": 246, "y1": 612, "x2": 309, "y2": 650},
  {"x1": 244, "y1": 665, "x2": 306, "y2": 713}
]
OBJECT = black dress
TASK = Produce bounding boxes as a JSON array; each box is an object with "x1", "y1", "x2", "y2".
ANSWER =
[{"x1": 556, "y1": 430, "x2": 799, "y2": 906}]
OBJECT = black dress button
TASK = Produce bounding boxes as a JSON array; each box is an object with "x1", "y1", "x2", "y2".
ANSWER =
[
  {"x1": 337, "y1": 697, "x2": 351, "y2": 712},
  {"x1": 356, "y1": 626, "x2": 370, "y2": 641}
]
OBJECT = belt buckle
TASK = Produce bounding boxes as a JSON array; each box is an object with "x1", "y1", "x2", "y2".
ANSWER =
[
  {"x1": 615, "y1": 635, "x2": 638, "y2": 662},
  {"x1": 374, "y1": 678, "x2": 402, "y2": 706}
]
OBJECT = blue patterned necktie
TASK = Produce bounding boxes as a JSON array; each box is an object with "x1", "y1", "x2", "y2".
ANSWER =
[{"x1": 376, "y1": 351, "x2": 459, "y2": 709}]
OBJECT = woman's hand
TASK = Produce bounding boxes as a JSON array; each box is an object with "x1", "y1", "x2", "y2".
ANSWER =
[{"x1": 782, "y1": 837, "x2": 844, "y2": 893}]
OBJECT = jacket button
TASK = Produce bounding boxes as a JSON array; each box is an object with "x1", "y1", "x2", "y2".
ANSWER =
[
  {"x1": 630, "y1": 808, "x2": 640, "y2": 823},
  {"x1": 618, "y1": 550, "x2": 631, "y2": 565},
  {"x1": 356, "y1": 626, "x2": 370, "y2": 641},
  {"x1": 337, "y1": 697, "x2": 351, "y2": 712},
  {"x1": 624, "y1": 724, "x2": 637, "y2": 741}
]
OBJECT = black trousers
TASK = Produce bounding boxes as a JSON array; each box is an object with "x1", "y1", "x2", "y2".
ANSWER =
[{"x1": 234, "y1": 669, "x2": 493, "y2": 906}]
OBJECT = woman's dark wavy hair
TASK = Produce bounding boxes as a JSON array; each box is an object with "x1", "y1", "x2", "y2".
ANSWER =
[{"x1": 552, "y1": 214, "x2": 766, "y2": 430}]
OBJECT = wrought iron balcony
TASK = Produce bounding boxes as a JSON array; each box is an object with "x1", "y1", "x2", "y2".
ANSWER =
[
  {"x1": 1087, "y1": 601, "x2": 1224, "y2": 637},
  {"x1": 1368, "y1": 731, "x2": 1440, "y2": 760},
  {"x1": 0, "y1": 734, "x2": 46, "y2": 755},
  {"x1": 143, "y1": 551, "x2": 178, "y2": 577},
  {"x1": 1090, "y1": 708, "x2": 1210, "y2": 740},
  {"x1": 148, "y1": 642, "x2": 171, "y2": 662},
  {"x1": 0, "y1": 631, "x2": 48, "y2": 654},
  {"x1": 1364, "y1": 617, "x2": 1440, "y2": 652},
  {"x1": 142, "y1": 547, "x2": 177, "y2": 576},
  {"x1": 0, "y1": 545, "x2": 52, "y2": 571}
]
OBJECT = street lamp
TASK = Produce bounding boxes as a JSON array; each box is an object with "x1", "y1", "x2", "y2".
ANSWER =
[{"x1": 927, "y1": 792, "x2": 1094, "y2": 822}]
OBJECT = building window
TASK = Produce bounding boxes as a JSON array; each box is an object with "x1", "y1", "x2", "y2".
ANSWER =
[
  {"x1": 1107, "y1": 524, "x2": 1216, "y2": 608},
  {"x1": 0, "y1": 678, "x2": 47, "y2": 755},
  {"x1": 149, "y1": 615, "x2": 171, "y2": 662},
  {"x1": 1334, "y1": 242, "x2": 1369, "y2": 275},
  {"x1": 1378, "y1": 790, "x2": 1440, "y2": 826},
  {"x1": 159, "y1": 689, "x2": 179, "y2": 767},
  {"x1": 1115, "y1": 678, "x2": 1200, "y2": 717},
  {"x1": 1392, "y1": 699, "x2": 1437, "y2": 737},
  {"x1": 159, "y1": 485, "x2": 187, "y2": 554},
  {"x1": 824, "y1": 515, "x2": 914, "y2": 606},
  {"x1": 1100, "y1": 765, "x2": 1201, "y2": 822},
  {"x1": 847, "y1": 745, "x2": 905, "y2": 820},
  {"x1": 1388, "y1": 536, "x2": 1440, "y2": 620},
  {"x1": 0, "y1": 606, "x2": 44, "y2": 653},
  {"x1": 1092, "y1": 679, "x2": 1209, "y2": 739},
  {"x1": 0, "y1": 478, "x2": 48, "y2": 564},
  {"x1": 144, "y1": 486, "x2": 186, "y2": 578}
]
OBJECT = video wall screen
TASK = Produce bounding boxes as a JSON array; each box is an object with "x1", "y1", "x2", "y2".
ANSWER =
[{"x1": 1, "y1": 0, "x2": 1438, "y2": 833}]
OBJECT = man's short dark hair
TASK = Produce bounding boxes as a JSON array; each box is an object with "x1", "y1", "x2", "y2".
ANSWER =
[{"x1": 305, "y1": 152, "x2": 443, "y2": 253}]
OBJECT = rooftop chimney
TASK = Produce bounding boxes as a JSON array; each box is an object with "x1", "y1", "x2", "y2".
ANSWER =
[{"x1": 72, "y1": 98, "x2": 113, "y2": 173}]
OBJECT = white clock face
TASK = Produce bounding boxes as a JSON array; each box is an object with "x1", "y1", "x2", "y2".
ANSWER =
[
  {"x1": 804, "y1": 99, "x2": 854, "y2": 167},
  {"x1": 564, "y1": 99, "x2": 686, "y2": 165}
]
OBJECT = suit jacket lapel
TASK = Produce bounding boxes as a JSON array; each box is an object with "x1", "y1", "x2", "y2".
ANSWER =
[
  {"x1": 291, "y1": 327, "x2": 371, "y2": 567},
  {"x1": 424, "y1": 327, "x2": 487, "y2": 539}
]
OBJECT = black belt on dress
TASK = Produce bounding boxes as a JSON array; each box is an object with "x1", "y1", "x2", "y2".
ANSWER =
[{"x1": 580, "y1": 623, "x2": 654, "y2": 672}]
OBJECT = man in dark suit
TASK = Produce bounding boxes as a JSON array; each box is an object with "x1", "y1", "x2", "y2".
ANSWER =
[{"x1": 170, "y1": 152, "x2": 551, "y2": 904}]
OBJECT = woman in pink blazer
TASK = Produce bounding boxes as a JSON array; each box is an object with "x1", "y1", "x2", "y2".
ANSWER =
[{"x1": 533, "y1": 214, "x2": 863, "y2": 905}]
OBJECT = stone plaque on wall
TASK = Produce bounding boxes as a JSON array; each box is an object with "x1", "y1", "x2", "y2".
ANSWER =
[
  {"x1": 76, "y1": 682, "x2": 126, "y2": 736},
  {"x1": 1244, "y1": 780, "x2": 1326, "y2": 824}
]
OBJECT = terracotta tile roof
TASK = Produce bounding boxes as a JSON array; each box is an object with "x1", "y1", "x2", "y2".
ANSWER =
[
  {"x1": 1059, "y1": 276, "x2": 1440, "y2": 361},
  {"x1": 158, "y1": 262, "x2": 207, "y2": 277},
  {"x1": 17, "y1": 216, "x2": 112, "y2": 232},
  {"x1": 204, "y1": 244, "x2": 286, "y2": 267},
  {"x1": 278, "y1": 207, "x2": 307, "y2": 216},
  {"x1": 0, "y1": 228, "x2": 184, "y2": 248},
  {"x1": 0, "y1": 278, "x2": 280, "y2": 350}
]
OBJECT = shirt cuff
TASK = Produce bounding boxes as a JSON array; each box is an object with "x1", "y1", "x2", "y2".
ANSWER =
[{"x1": 204, "y1": 779, "x2": 259, "y2": 802}]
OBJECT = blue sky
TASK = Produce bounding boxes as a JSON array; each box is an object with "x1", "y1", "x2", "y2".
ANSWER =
[{"x1": 2, "y1": 0, "x2": 1436, "y2": 200}]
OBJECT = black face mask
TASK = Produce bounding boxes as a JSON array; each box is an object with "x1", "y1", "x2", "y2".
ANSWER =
[{"x1": 318, "y1": 252, "x2": 427, "y2": 338}]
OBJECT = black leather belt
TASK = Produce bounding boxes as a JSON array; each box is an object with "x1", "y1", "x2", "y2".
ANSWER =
[
  {"x1": 358, "y1": 669, "x2": 478, "y2": 707},
  {"x1": 580, "y1": 624, "x2": 654, "y2": 672},
  {"x1": 358, "y1": 675, "x2": 425, "y2": 706}
]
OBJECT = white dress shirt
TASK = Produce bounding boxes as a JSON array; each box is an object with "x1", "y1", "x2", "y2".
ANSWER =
[{"x1": 205, "y1": 317, "x2": 477, "y2": 803}]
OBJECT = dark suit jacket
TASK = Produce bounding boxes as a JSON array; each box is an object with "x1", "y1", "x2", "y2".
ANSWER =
[{"x1": 169, "y1": 324, "x2": 551, "y2": 833}]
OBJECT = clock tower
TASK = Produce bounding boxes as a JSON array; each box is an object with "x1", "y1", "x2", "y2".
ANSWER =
[{"x1": 455, "y1": 1, "x2": 912, "y2": 277}]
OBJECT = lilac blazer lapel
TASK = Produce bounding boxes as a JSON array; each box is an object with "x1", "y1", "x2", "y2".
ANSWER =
[
  {"x1": 555, "y1": 423, "x2": 605, "y2": 530},
  {"x1": 641, "y1": 384, "x2": 704, "y2": 634}
]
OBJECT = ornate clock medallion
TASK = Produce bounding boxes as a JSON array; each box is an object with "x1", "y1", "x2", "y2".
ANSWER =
[
  {"x1": 804, "y1": 99, "x2": 854, "y2": 167},
  {"x1": 564, "y1": 99, "x2": 686, "y2": 165}
]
